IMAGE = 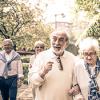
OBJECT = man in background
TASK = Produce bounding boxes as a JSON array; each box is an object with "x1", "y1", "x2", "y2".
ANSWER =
[{"x1": 0, "y1": 39, "x2": 23, "y2": 100}]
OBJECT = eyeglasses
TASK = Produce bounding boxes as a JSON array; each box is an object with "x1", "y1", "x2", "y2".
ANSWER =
[
  {"x1": 35, "y1": 46, "x2": 44, "y2": 49},
  {"x1": 83, "y1": 51, "x2": 96, "y2": 57}
]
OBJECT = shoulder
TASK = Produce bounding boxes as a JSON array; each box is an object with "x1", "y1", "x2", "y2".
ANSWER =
[
  {"x1": 76, "y1": 58, "x2": 84, "y2": 65},
  {"x1": 0, "y1": 50, "x2": 5, "y2": 54},
  {"x1": 30, "y1": 55, "x2": 36, "y2": 62},
  {"x1": 12, "y1": 50, "x2": 21, "y2": 59},
  {"x1": 63, "y1": 51, "x2": 78, "y2": 67},
  {"x1": 64, "y1": 50, "x2": 77, "y2": 59},
  {"x1": 34, "y1": 49, "x2": 54, "y2": 63},
  {"x1": 36, "y1": 49, "x2": 51, "y2": 57},
  {"x1": 74, "y1": 59, "x2": 85, "y2": 70},
  {"x1": 15, "y1": 51, "x2": 21, "y2": 57},
  {"x1": 0, "y1": 50, "x2": 5, "y2": 58}
]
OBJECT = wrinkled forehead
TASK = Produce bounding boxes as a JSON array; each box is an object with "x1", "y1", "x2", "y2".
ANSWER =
[{"x1": 51, "y1": 31, "x2": 68, "y2": 39}]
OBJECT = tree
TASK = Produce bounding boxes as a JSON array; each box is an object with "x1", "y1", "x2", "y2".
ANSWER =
[
  {"x1": 0, "y1": 0, "x2": 53, "y2": 50},
  {"x1": 75, "y1": 0, "x2": 100, "y2": 46},
  {"x1": 75, "y1": 0, "x2": 99, "y2": 16},
  {"x1": 86, "y1": 14, "x2": 100, "y2": 38},
  {"x1": 0, "y1": 0, "x2": 38, "y2": 38}
]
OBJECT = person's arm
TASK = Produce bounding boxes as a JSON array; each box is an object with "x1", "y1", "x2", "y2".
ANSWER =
[
  {"x1": 68, "y1": 84, "x2": 85, "y2": 100},
  {"x1": 29, "y1": 55, "x2": 35, "y2": 68},
  {"x1": 17, "y1": 59, "x2": 24, "y2": 79},
  {"x1": 29, "y1": 53, "x2": 53, "y2": 88},
  {"x1": 17, "y1": 59, "x2": 24, "y2": 87},
  {"x1": 28, "y1": 61, "x2": 45, "y2": 88},
  {"x1": 70, "y1": 58, "x2": 84, "y2": 100},
  {"x1": 68, "y1": 84, "x2": 80, "y2": 96}
]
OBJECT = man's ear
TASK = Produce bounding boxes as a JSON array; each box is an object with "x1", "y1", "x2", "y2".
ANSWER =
[{"x1": 65, "y1": 40, "x2": 69, "y2": 48}]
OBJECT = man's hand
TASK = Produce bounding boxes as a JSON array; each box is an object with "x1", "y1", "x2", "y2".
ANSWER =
[
  {"x1": 77, "y1": 98, "x2": 85, "y2": 100},
  {"x1": 39, "y1": 61, "x2": 54, "y2": 78},
  {"x1": 68, "y1": 85, "x2": 85, "y2": 100},
  {"x1": 75, "y1": 94, "x2": 85, "y2": 100},
  {"x1": 17, "y1": 77, "x2": 24, "y2": 88},
  {"x1": 68, "y1": 85, "x2": 81, "y2": 96}
]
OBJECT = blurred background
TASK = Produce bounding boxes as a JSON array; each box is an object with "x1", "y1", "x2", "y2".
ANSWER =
[{"x1": 0, "y1": 0, "x2": 99, "y2": 99}]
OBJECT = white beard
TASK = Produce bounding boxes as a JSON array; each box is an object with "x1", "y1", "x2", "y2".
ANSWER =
[{"x1": 51, "y1": 47, "x2": 64, "y2": 56}]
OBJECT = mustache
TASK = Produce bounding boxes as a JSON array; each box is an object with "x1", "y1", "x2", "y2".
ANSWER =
[{"x1": 53, "y1": 45, "x2": 61, "y2": 48}]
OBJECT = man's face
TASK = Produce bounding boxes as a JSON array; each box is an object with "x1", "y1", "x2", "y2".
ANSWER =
[
  {"x1": 50, "y1": 31, "x2": 68, "y2": 55},
  {"x1": 3, "y1": 41, "x2": 12, "y2": 54},
  {"x1": 83, "y1": 47, "x2": 97, "y2": 65}
]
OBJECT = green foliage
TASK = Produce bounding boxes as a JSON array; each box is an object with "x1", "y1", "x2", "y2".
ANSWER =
[
  {"x1": 21, "y1": 57, "x2": 30, "y2": 63},
  {"x1": 21, "y1": 56, "x2": 30, "y2": 63},
  {"x1": 75, "y1": 0, "x2": 100, "y2": 47},
  {"x1": 85, "y1": 14, "x2": 100, "y2": 47},
  {"x1": 21, "y1": 55, "x2": 31, "y2": 84},
  {"x1": 86, "y1": 19, "x2": 100, "y2": 37},
  {"x1": 85, "y1": 14, "x2": 100, "y2": 38},
  {"x1": 76, "y1": 0, "x2": 99, "y2": 16},
  {"x1": 23, "y1": 63, "x2": 29, "y2": 84},
  {"x1": 0, "y1": 0, "x2": 53, "y2": 50},
  {"x1": 0, "y1": 1, "x2": 42, "y2": 38}
]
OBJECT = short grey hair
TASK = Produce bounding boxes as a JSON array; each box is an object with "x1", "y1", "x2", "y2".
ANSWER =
[
  {"x1": 3, "y1": 39, "x2": 13, "y2": 46},
  {"x1": 79, "y1": 37, "x2": 99, "y2": 53}
]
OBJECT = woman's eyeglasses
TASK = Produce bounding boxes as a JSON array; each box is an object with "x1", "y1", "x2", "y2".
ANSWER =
[
  {"x1": 83, "y1": 51, "x2": 96, "y2": 57},
  {"x1": 35, "y1": 46, "x2": 44, "y2": 49}
]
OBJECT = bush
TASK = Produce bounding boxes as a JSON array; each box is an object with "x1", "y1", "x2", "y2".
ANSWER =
[
  {"x1": 23, "y1": 63, "x2": 29, "y2": 84},
  {"x1": 21, "y1": 55, "x2": 31, "y2": 84},
  {"x1": 21, "y1": 56, "x2": 30, "y2": 63},
  {"x1": 21, "y1": 57, "x2": 30, "y2": 63}
]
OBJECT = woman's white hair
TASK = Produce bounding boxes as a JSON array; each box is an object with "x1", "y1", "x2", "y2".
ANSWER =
[
  {"x1": 79, "y1": 37, "x2": 99, "y2": 53},
  {"x1": 34, "y1": 40, "x2": 45, "y2": 48}
]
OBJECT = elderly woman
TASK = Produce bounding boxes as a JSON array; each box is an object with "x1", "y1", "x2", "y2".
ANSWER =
[
  {"x1": 28, "y1": 40, "x2": 45, "y2": 99},
  {"x1": 29, "y1": 40, "x2": 45, "y2": 68},
  {"x1": 72, "y1": 37, "x2": 100, "y2": 100}
]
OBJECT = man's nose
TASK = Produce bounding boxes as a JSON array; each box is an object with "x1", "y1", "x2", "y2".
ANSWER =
[{"x1": 55, "y1": 39, "x2": 59, "y2": 44}]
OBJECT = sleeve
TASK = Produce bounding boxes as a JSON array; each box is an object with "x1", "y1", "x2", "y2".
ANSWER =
[
  {"x1": 17, "y1": 59, "x2": 24, "y2": 78},
  {"x1": 29, "y1": 55, "x2": 35, "y2": 66},
  {"x1": 72, "y1": 56, "x2": 79, "y2": 86},
  {"x1": 73, "y1": 58, "x2": 84, "y2": 99},
  {"x1": 28, "y1": 53, "x2": 45, "y2": 88}
]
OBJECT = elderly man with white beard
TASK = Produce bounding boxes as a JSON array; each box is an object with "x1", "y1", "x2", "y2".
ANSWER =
[{"x1": 29, "y1": 30, "x2": 82, "y2": 100}]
